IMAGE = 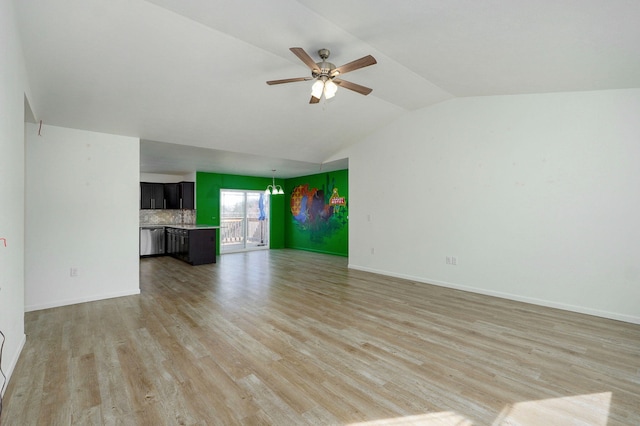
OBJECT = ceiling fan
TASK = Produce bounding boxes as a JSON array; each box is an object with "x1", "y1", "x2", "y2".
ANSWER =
[{"x1": 266, "y1": 47, "x2": 377, "y2": 104}]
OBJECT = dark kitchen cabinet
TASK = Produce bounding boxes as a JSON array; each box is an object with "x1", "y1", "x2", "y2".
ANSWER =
[
  {"x1": 164, "y1": 182, "x2": 194, "y2": 210},
  {"x1": 187, "y1": 228, "x2": 216, "y2": 265},
  {"x1": 141, "y1": 181, "x2": 194, "y2": 210},
  {"x1": 164, "y1": 183, "x2": 179, "y2": 209},
  {"x1": 140, "y1": 183, "x2": 164, "y2": 209},
  {"x1": 165, "y1": 227, "x2": 187, "y2": 259},
  {"x1": 180, "y1": 182, "x2": 194, "y2": 209},
  {"x1": 166, "y1": 227, "x2": 216, "y2": 265}
]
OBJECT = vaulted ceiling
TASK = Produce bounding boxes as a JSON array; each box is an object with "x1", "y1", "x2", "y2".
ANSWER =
[{"x1": 14, "y1": 0, "x2": 640, "y2": 178}]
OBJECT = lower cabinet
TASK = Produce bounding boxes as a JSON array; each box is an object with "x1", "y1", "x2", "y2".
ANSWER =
[{"x1": 166, "y1": 227, "x2": 217, "y2": 265}]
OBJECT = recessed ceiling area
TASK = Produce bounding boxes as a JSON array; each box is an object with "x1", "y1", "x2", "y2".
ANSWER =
[{"x1": 14, "y1": 0, "x2": 640, "y2": 178}]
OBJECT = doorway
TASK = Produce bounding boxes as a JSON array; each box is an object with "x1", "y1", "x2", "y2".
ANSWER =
[{"x1": 220, "y1": 190, "x2": 269, "y2": 253}]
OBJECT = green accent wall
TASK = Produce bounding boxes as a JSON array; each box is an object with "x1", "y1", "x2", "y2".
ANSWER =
[
  {"x1": 196, "y1": 172, "x2": 285, "y2": 249},
  {"x1": 284, "y1": 169, "x2": 348, "y2": 256},
  {"x1": 195, "y1": 169, "x2": 348, "y2": 256}
]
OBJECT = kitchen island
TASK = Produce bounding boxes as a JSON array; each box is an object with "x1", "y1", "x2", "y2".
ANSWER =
[
  {"x1": 165, "y1": 225, "x2": 220, "y2": 265},
  {"x1": 139, "y1": 224, "x2": 220, "y2": 265}
]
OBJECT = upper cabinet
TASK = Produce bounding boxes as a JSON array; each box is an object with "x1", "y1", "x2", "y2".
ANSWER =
[
  {"x1": 179, "y1": 182, "x2": 195, "y2": 209},
  {"x1": 164, "y1": 182, "x2": 194, "y2": 209},
  {"x1": 142, "y1": 181, "x2": 194, "y2": 210},
  {"x1": 140, "y1": 182, "x2": 164, "y2": 209},
  {"x1": 163, "y1": 183, "x2": 179, "y2": 209}
]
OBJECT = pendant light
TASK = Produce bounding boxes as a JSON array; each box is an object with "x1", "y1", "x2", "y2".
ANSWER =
[{"x1": 265, "y1": 169, "x2": 284, "y2": 195}]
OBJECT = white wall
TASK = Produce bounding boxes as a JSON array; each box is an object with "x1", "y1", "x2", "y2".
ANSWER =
[
  {"x1": 25, "y1": 124, "x2": 140, "y2": 311},
  {"x1": 343, "y1": 89, "x2": 640, "y2": 324},
  {"x1": 0, "y1": 0, "x2": 29, "y2": 394}
]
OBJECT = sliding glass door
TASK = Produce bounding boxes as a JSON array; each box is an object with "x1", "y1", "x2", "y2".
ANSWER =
[{"x1": 220, "y1": 190, "x2": 269, "y2": 253}]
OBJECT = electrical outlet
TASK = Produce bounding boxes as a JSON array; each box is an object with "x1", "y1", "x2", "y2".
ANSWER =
[
  {"x1": 446, "y1": 256, "x2": 451, "y2": 264},
  {"x1": 70, "y1": 267, "x2": 78, "y2": 277},
  {"x1": 371, "y1": 247, "x2": 375, "y2": 255},
  {"x1": 452, "y1": 257, "x2": 457, "y2": 266}
]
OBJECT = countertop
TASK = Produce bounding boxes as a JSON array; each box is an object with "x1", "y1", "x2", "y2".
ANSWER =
[{"x1": 140, "y1": 224, "x2": 221, "y2": 230}]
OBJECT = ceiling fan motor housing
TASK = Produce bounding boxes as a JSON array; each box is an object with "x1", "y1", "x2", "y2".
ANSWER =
[{"x1": 312, "y1": 48, "x2": 337, "y2": 79}]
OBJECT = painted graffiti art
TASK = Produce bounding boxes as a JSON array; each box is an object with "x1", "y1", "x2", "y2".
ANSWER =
[{"x1": 290, "y1": 183, "x2": 348, "y2": 242}]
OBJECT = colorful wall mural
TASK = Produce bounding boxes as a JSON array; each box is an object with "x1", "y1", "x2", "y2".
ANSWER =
[{"x1": 285, "y1": 169, "x2": 348, "y2": 256}]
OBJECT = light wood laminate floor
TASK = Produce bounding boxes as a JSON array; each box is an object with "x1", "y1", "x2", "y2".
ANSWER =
[{"x1": 2, "y1": 250, "x2": 639, "y2": 425}]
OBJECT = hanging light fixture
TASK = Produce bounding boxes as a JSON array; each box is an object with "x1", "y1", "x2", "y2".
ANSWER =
[
  {"x1": 310, "y1": 76, "x2": 338, "y2": 101},
  {"x1": 265, "y1": 169, "x2": 284, "y2": 195}
]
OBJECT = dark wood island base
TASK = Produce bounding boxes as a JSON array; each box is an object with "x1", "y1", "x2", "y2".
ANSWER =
[{"x1": 165, "y1": 226, "x2": 218, "y2": 265}]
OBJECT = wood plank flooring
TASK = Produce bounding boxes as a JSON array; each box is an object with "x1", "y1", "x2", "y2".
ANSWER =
[{"x1": 2, "y1": 249, "x2": 639, "y2": 425}]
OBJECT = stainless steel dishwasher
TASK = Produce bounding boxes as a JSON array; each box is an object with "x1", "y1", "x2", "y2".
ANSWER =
[{"x1": 140, "y1": 226, "x2": 165, "y2": 256}]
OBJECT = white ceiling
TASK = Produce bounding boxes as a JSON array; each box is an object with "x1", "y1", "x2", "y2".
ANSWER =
[{"x1": 15, "y1": 0, "x2": 640, "y2": 178}]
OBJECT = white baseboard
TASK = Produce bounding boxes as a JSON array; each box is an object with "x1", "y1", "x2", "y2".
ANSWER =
[
  {"x1": 1, "y1": 333, "x2": 26, "y2": 398},
  {"x1": 24, "y1": 289, "x2": 141, "y2": 312},
  {"x1": 348, "y1": 264, "x2": 640, "y2": 325}
]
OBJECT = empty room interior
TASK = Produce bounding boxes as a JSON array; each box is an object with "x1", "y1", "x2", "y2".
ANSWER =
[{"x1": 1, "y1": 0, "x2": 639, "y2": 424}]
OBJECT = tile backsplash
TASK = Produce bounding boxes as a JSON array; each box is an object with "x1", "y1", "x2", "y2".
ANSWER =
[{"x1": 140, "y1": 209, "x2": 196, "y2": 225}]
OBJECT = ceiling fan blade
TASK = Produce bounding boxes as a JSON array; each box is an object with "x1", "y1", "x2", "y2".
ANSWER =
[
  {"x1": 332, "y1": 55, "x2": 377, "y2": 76},
  {"x1": 290, "y1": 47, "x2": 320, "y2": 72},
  {"x1": 309, "y1": 96, "x2": 320, "y2": 104},
  {"x1": 266, "y1": 77, "x2": 313, "y2": 85},
  {"x1": 334, "y1": 79, "x2": 373, "y2": 96}
]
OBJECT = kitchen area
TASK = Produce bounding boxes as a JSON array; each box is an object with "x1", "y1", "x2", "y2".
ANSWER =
[{"x1": 140, "y1": 180, "x2": 219, "y2": 265}]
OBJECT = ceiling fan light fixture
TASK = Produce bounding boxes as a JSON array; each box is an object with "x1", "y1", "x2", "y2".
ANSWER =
[
  {"x1": 311, "y1": 80, "x2": 324, "y2": 98},
  {"x1": 324, "y1": 80, "x2": 338, "y2": 99}
]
